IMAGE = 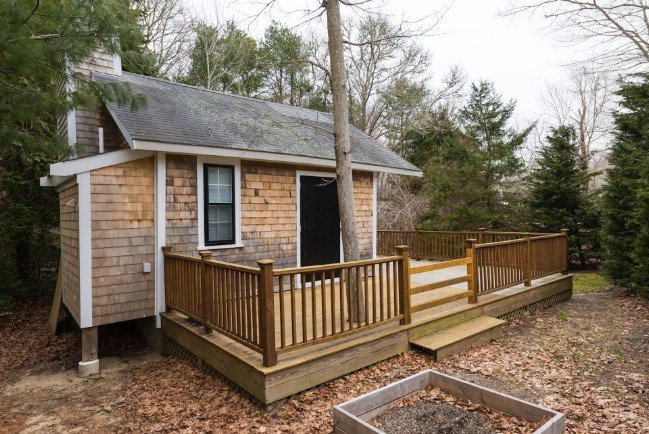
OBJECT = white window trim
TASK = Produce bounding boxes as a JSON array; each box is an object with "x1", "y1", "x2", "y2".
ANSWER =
[
  {"x1": 295, "y1": 170, "x2": 343, "y2": 267},
  {"x1": 197, "y1": 155, "x2": 242, "y2": 250}
]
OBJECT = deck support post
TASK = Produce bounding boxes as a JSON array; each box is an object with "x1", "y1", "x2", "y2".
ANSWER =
[
  {"x1": 199, "y1": 250, "x2": 213, "y2": 334},
  {"x1": 524, "y1": 234, "x2": 532, "y2": 286},
  {"x1": 466, "y1": 239, "x2": 478, "y2": 304},
  {"x1": 258, "y1": 259, "x2": 277, "y2": 367},
  {"x1": 396, "y1": 245, "x2": 412, "y2": 325},
  {"x1": 561, "y1": 229, "x2": 569, "y2": 274},
  {"x1": 79, "y1": 326, "x2": 99, "y2": 377}
]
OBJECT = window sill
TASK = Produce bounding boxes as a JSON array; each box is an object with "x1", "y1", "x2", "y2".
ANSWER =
[{"x1": 198, "y1": 243, "x2": 244, "y2": 251}]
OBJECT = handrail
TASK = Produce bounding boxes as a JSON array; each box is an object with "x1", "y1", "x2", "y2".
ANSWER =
[{"x1": 274, "y1": 255, "x2": 402, "y2": 276}]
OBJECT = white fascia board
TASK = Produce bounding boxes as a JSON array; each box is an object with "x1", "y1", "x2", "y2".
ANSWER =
[
  {"x1": 50, "y1": 149, "x2": 154, "y2": 176},
  {"x1": 132, "y1": 140, "x2": 423, "y2": 177},
  {"x1": 40, "y1": 175, "x2": 73, "y2": 188},
  {"x1": 77, "y1": 172, "x2": 93, "y2": 328}
]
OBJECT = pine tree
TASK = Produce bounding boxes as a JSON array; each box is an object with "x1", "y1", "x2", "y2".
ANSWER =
[
  {"x1": 602, "y1": 74, "x2": 649, "y2": 296},
  {"x1": 459, "y1": 81, "x2": 532, "y2": 228},
  {"x1": 528, "y1": 126, "x2": 598, "y2": 267},
  {"x1": 0, "y1": 0, "x2": 147, "y2": 294}
]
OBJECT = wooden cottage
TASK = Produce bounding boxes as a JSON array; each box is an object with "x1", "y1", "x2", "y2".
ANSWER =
[{"x1": 41, "y1": 52, "x2": 422, "y2": 375}]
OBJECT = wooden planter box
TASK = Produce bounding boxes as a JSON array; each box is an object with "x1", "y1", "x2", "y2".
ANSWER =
[{"x1": 333, "y1": 370, "x2": 564, "y2": 434}]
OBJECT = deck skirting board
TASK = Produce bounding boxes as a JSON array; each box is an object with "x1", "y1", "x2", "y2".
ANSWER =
[{"x1": 161, "y1": 274, "x2": 573, "y2": 405}]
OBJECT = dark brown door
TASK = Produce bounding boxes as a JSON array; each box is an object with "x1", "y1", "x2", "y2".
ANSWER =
[{"x1": 300, "y1": 176, "x2": 340, "y2": 266}]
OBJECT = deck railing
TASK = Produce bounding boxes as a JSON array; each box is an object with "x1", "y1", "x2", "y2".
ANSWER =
[
  {"x1": 377, "y1": 228, "x2": 550, "y2": 260},
  {"x1": 163, "y1": 247, "x2": 410, "y2": 367},
  {"x1": 163, "y1": 230, "x2": 567, "y2": 368}
]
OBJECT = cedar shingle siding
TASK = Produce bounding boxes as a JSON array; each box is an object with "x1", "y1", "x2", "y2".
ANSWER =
[
  {"x1": 90, "y1": 157, "x2": 155, "y2": 325},
  {"x1": 60, "y1": 184, "x2": 80, "y2": 324},
  {"x1": 165, "y1": 154, "x2": 374, "y2": 267}
]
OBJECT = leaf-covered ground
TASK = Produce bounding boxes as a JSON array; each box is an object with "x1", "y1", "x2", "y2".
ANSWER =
[{"x1": 1, "y1": 281, "x2": 647, "y2": 433}]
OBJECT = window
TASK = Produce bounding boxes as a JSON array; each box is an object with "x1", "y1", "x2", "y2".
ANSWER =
[{"x1": 204, "y1": 164, "x2": 235, "y2": 245}]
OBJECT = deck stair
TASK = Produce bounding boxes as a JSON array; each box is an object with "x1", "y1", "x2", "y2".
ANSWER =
[{"x1": 409, "y1": 316, "x2": 505, "y2": 361}]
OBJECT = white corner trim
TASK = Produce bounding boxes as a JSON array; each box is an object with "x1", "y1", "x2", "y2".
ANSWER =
[
  {"x1": 77, "y1": 172, "x2": 93, "y2": 328},
  {"x1": 132, "y1": 140, "x2": 423, "y2": 177},
  {"x1": 50, "y1": 149, "x2": 155, "y2": 176},
  {"x1": 154, "y1": 153, "x2": 166, "y2": 327},
  {"x1": 98, "y1": 127, "x2": 104, "y2": 154},
  {"x1": 372, "y1": 172, "x2": 378, "y2": 259},
  {"x1": 196, "y1": 155, "x2": 242, "y2": 250},
  {"x1": 295, "y1": 170, "x2": 341, "y2": 267}
]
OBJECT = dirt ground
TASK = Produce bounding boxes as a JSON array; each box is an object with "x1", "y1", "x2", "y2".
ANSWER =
[{"x1": 1, "y1": 282, "x2": 647, "y2": 433}]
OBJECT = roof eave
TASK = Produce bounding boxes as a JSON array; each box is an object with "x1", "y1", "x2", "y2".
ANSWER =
[{"x1": 132, "y1": 139, "x2": 422, "y2": 177}]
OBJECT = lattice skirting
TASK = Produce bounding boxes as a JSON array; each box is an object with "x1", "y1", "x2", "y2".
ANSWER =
[
  {"x1": 497, "y1": 289, "x2": 573, "y2": 321},
  {"x1": 162, "y1": 336, "x2": 260, "y2": 405}
]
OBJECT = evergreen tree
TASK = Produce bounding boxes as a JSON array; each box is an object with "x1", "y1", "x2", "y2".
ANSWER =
[
  {"x1": 459, "y1": 81, "x2": 532, "y2": 228},
  {"x1": 602, "y1": 74, "x2": 649, "y2": 296},
  {"x1": 528, "y1": 126, "x2": 599, "y2": 267},
  {"x1": 260, "y1": 23, "x2": 313, "y2": 106},
  {"x1": 0, "y1": 0, "x2": 147, "y2": 294},
  {"x1": 182, "y1": 21, "x2": 264, "y2": 96}
]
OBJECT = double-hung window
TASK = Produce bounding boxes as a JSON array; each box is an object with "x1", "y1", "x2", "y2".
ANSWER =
[{"x1": 204, "y1": 164, "x2": 235, "y2": 245}]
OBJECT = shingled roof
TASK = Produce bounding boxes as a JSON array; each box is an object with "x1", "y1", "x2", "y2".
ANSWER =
[{"x1": 95, "y1": 72, "x2": 421, "y2": 176}]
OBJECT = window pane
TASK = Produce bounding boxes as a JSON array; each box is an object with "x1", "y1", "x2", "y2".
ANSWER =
[
  {"x1": 207, "y1": 166, "x2": 233, "y2": 204},
  {"x1": 207, "y1": 204, "x2": 233, "y2": 242}
]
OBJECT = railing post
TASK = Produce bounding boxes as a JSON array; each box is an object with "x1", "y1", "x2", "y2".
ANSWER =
[
  {"x1": 414, "y1": 227, "x2": 421, "y2": 260},
  {"x1": 561, "y1": 228, "x2": 569, "y2": 273},
  {"x1": 524, "y1": 234, "x2": 532, "y2": 286},
  {"x1": 477, "y1": 227, "x2": 485, "y2": 244},
  {"x1": 199, "y1": 250, "x2": 213, "y2": 334},
  {"x1": 257, "y1": 259, "x2": 277, "y2": 367},
  {"x1": 466, "y1": 239, "x2": 478, "y2": 304},
  {"x1": 395, "y1": 245, "x2": 412, "y2": 325}
]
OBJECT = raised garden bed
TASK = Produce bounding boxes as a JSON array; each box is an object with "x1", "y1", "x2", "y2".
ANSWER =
[{"x1": 333, "y1": 370, "x2": 564, "y2": 434}]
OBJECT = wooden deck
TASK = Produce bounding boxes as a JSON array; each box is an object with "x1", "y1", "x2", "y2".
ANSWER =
[{"x1": 161, "y1": 263, "x2": 573, "y2": 404}]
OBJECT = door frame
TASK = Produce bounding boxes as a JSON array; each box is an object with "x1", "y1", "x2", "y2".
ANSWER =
[{"x1": 296, "y1": 170, "x2": 343, "y2": 268}]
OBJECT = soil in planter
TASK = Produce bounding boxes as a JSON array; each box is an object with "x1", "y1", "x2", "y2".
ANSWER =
[{"x1": 371, "y1": 386, "x2": 544, "y2": 434}]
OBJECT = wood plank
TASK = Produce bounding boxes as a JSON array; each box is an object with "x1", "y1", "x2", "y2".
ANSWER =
[
  {"x1": 410, "y1": 316, "x2": 504, "y2": 351},
  {"x1": 410, "y1": 275, "x2": 470, "y2": 295},
  {"x1": 410, "y1": 257, "x2": 470, "y2": 274},
  {"x1": 411, "y1": 290, "x2": 472, "y2": 313}
]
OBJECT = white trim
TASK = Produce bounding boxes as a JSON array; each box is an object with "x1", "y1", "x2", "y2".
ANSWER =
[
  {"x1": 98, "y1": 127, "x2": 104, "y2": 154},
  {"x1": 50, "y1": 149, "x2": 155, "y2": 176},
  {"x1": 77, "y1": 172, "x2": 93, "y2": 328},
  {"x1": 196, "y1": 155, "x2": 242, "y2": 250},
  {"x1": 154, "y1": 153, "x2": 166, "y2": 328},
  {"x1": 65, "y1": 57, "x2": 77, "y2": 157},
  {"x1": 133, "y1": 140, "x2": 423, "y2": 177},
  {"x1": 40, "y1": 175, "x2": 72, "y2": 188},
  {"x1": 295, "y1": 170, "x2": 343, "y2": 267},
  {"x1": 113, "y1": 53, "x2": 122, "y2": 76},
  {"x1": 372, "y1": 172, "x2": 378, "y2": 258}
]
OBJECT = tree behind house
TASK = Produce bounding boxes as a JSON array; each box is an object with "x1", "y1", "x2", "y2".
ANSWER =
[
  {"x1": 601, "y1": 74, "x2": 649, "y2": 296},
  {"x1": 528, "y1": 126, "x2": 599, "y2": 268},
  {"x1": 0, "y1": 0, "x2": 147, "y2": 296}
]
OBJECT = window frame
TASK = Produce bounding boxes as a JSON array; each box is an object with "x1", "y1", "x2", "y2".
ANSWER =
[
  {"x1": 197, "y1": 156, "x2": 242, "y2": 250},
  {"x1": 203, "y1": 163, "x2": 236, "y2": 246}
]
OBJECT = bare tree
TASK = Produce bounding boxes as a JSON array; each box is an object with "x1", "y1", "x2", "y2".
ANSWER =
[
  {"x1": 543, "y1": 67, "x2": 612, "y2": 158},
  {"x1": 344, "y1": 15, "x2": 431, "y2": 137},
  {"x1": 507, "y1": 0, "x2": 649, "y2": 70},
  {"x1": 132, "y1": 0, "x2": 194, "y2": 77}
]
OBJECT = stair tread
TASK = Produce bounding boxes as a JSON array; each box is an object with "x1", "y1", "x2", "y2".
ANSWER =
[{"x1": 410, "y1": 316, "x2": 505, "y2": 350}]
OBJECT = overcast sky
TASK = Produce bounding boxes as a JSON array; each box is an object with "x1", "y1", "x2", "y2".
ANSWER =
[{"x1": 190, "y1": 0, "x2": 582, "y2": 123}]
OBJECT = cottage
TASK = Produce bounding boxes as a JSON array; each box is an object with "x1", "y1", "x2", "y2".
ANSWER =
[
  {"x1": 40, "y1": 52, "x2": 422, "y2": 376},
  {"x1": 41, "y1": 53, "x2": 572, "y2": 404}
]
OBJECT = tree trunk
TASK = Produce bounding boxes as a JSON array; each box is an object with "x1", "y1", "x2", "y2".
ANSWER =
[{"x1": 324, "y1": 0, "x2": 364, "y2": 321}]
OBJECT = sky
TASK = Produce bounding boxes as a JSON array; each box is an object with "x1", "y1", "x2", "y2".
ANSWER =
[{"x1": 189, "y1": 0, "x2": 581, "y2": 123}]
